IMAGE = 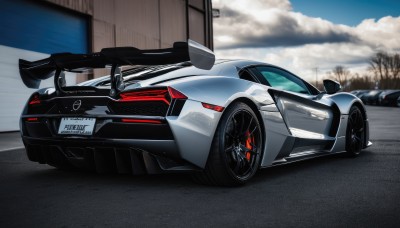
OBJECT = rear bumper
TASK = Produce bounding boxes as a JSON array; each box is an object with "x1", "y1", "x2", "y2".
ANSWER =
[
  {"x1": 22, "y1": 136, "x2": 179, "y2": 158},
  {"x1": 20, "y1": 99, "x2": 221, "y2": 171},
  {"x1": 22, "y1": 136, "x2": 199, "y2": 174},
  {"x1": 20, "y1": 114, "x2": 200, "y2": 174}
]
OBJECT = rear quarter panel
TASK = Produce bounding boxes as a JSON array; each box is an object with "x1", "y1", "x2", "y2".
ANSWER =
[{"x1": 160, "y1": 76, "x2": 275, "y2": 168}]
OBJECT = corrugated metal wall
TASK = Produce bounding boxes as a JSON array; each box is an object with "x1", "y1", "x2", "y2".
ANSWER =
[
  {"x1": 46, "y1": 0, "x2": 93, "y2": 14},
  {"x1": 45, "y1": 0, "x2": 212, "y2": 52},
  {"x1": 45, "y1": 0, "x2": 212, "y2": 80},
  {"x1": 160, "y1": 0, "x2": 187, "y2": 48}
]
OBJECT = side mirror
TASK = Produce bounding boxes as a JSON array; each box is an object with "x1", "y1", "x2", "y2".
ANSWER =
[{"x1": 323, "y1": 79, "x2": 341, "y2": 94}]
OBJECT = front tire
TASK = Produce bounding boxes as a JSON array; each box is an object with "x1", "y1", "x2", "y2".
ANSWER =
[
  {"x1": 345, "y1": 106, "x2": 365, "y2": 157},
  {"x1": 192, "y1": 102, "x2": 263, "y2": 186}
]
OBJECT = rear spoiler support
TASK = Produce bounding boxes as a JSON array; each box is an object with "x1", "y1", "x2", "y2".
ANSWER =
[
  {"x1": 109, "y1": 64, "x2": 125, "y2": 97},
  {"x1": 54, "y1": 68, "x2": 63, "y2": 93},
  {"x1": 19, "y1": 39, "x2": 215, "y2": 95}
]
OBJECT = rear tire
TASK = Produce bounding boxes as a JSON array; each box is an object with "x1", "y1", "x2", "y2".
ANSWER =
[
  {"x1": 192, "y1": 102, "x2": 263, "y2": 186},
  {"x1": 345, "y1": 106, "x2": 365, "y2": 157}
]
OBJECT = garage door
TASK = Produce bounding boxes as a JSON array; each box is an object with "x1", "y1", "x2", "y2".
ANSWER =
[{"x1": 0, "y1": 0, "x2": 89, "y2": 131}]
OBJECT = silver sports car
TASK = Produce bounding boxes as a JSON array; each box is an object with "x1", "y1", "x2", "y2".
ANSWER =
[{"x1": 19, "y1": 40, "x2": 371, "y2": 186}]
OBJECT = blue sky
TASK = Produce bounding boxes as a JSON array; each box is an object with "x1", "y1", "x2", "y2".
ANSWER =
[
  {"x1": 213, "y1": 0, "x2": 400, "y2": 81},
  {"x1": 291, "y1": 0, "x2": 400, "y2": 26}
]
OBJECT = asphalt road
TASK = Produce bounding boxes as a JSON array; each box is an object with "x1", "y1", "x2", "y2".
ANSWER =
[{"x1": 0, "y1": 106, "x2": 399, "y2": 227}]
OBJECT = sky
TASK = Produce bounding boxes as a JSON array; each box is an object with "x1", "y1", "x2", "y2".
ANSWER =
[{"x1": 212, "y1": 0, "x2": 400, "y2": 82}]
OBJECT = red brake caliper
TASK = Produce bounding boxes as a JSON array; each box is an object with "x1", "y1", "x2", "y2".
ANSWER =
[{"x1": 245, "y1": 131, "x2": 253, "y2": 161}]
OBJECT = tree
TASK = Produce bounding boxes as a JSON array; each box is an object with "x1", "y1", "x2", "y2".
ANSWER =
[
  {"x1": 331, "y1": 65, "x2": 350, "y2": 86},
  {"x1": 347, "y1": 73, "x2": 374, "y2": 91},
  {"x1": 369, "y1": 52, "x2": 400, "y2": 89}
]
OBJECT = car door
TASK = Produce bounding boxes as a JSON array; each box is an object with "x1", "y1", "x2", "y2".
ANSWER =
[{"x1": 250, "y1": 66, "x2": 338, "y2": 154}]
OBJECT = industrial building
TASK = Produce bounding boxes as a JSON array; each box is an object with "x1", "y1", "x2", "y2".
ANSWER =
[{"x1": 0, "y1": 0, "x2": 213, "y2": 131}]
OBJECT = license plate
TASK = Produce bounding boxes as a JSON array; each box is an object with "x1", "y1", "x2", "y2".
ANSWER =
[{"x1": 58, "y1": 117, "x2": 96, "y2": 135}]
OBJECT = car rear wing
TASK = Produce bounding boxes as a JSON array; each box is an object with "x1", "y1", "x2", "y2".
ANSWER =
[{"x1": 19, "y1": 39, "x2": 215, "y2": 95}]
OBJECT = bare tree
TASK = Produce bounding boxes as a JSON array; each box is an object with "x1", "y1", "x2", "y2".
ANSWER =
[
  {"x1": 347, "y1": 73, "x2": 374, "y2": 90},
  {"x1": 369, "y1": 52, "x2": 400, "y2": 89},
  {"x1": 330, "y1": 65, "x2": 350, "y2": 86},
  {"x1": 390, "y1": 53, "x2": 400, "y2": 88}
]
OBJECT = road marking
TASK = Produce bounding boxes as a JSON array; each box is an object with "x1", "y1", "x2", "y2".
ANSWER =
[{"x1": 0, "y1": 146, "x2": 24, "y2": 153}]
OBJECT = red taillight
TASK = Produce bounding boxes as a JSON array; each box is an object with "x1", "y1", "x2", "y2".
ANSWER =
[
  {"x1": 201, "y1": 102, "x2": 225, "y2": 112},
  {"x1": 121, "y1": 118, "x2": 163, "y2": 124},
  {"x1": 168, "y1": 87, "x2": 187, "y2": 99},
  {"x1": 29, "y1": 94, "x2": 40, "y2": 105},
  {"x1": 119, "y1": 89, "x2": 170, "y2": 105},
  {"x1": 118, "y1": 87, "x2": 187, "y2": 104},
  {"x1": 26, "y1": 117, "x2": 38, "y2": 122}
]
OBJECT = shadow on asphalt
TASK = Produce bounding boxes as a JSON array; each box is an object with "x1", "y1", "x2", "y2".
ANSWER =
[
  {"x1": 2, "y1": 144, "x2": 397, "y2": 228},
  {"x1": 22, "y1": 149, "x2": 374, "y2": 188},
  {"x1": 24, "y1": 168, "x2": 198, "y2": 187}
]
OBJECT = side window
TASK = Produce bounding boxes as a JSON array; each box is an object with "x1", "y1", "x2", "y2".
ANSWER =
[
  {"x1": 239, "y1": 69, "x2": 258, "y2": 82},
  {"x1": 255, "y1": 67, "x2": 310, "y2": 94}
]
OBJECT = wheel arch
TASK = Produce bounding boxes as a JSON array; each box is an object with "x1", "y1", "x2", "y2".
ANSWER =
[
  {"x1": 352, "y1": 101, "x2": 367, "y2": 120},
  {"x1": 328, "y1": 93, "x2": 369, "y2": 148},
  {"x1": 328, "y1": 92, "x2": 365, "y2": 115},
  {"x1": 351, "y1": 101, "x2": 369, "y2": 148},
  {"x1": 224, "y1": 97, "x2": 266, "y2": 166},
  {"x1": 326, "y1": 93, "x2": 368, "y2": 126},
  {"x1": 227, "y1": 97, "x2": 265, "y2": 136}
]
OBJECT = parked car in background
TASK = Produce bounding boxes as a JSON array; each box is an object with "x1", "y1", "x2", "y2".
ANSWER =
[
  {"x1": 379, "y1": 90, "x2": 400, "y2": 106},
  {"x1": 351, "y1": 90, "x2": 363, "y2": 96},
  {"x1": 352, "y1": 90, "x2": 369, "y2": 99},
  {"x1": 362, "y1": 90, "x2": 383, "y2": 105},
  {"x1": 397, "y1": 96, "x2": 400, "y2": 107},
  {"x1": 378, "y1": 90, "x2": 395, "y2": 104}
]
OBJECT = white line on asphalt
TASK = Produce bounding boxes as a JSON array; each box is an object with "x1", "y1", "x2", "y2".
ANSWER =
[{"x1": 0, "y1": 147, "x2": 24, "y2": 153}]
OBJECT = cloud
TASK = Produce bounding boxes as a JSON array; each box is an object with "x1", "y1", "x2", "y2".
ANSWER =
[
  {"x1": 213, "y1": 0, "x2": 292, "y2": 12},
  {"x1": 215, "y1": 43, "x2": 374, "y2": 80},
  {"x1": 213, "y1": 0, "x2": 357, "y2": 49},
  {"x1": 355, "y1": 16, "x2": 400, "y2": 51},
  {"x1": 213, "y1": 0, "x2": 400, "y2": 81}
]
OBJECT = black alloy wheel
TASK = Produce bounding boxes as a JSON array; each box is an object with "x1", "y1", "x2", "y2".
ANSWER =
[
  {"x1": 192, "y1": 102, "x2": 263, "y2": 186},
  {"x1": 346, "y1": 106, "x2": 365, "y2": 156},
  {"x1": 224, "y1": 107, "x2": 261, "y2": 179}
]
